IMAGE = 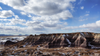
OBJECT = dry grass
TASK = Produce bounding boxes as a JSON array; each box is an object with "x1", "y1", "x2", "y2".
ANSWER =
[{"x1": 1, "y1": 45, "x2": 100, "y2": 56}]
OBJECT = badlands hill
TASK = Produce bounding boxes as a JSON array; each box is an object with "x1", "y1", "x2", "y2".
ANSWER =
[
  {"x1": 7, "y1": 32, "x2": 100, "y2": 49},
  {"x1": 1, "y1": 32, "x2": 100, "y2": 56}
]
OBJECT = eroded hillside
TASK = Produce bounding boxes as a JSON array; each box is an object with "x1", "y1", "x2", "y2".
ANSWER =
[{"x1": 1, "y1": 32, "x2": 100, "y2": 56}]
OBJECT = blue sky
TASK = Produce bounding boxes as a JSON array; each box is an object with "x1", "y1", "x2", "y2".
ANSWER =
[{"x1": 0, "y1": 0, "x2": 100, "y2": 35}]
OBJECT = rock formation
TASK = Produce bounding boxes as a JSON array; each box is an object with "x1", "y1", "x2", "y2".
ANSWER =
[
  {"x1": 5, "y1": 32, "x2": 100, "y2": 49},
  {"x1": 4, "y1": 40, "x2": 17, "y2": 46},
  {"x1": 1, "y1": 32, "x2": 100, "y2": 56}
]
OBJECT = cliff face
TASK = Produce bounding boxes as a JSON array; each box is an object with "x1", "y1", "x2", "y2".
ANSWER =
[
  {"x1": 92, "y1": 34, "x2": 100, "y2": 45},
  {"x1": 4, "y1": 32, "x2": 100, "y2": 49},
  {"x1": 2, "y1": 32, "x2": 100, "y2": 56},
  {"x1": 1, "y1": 32, "x2": 100, "y2": 56}
]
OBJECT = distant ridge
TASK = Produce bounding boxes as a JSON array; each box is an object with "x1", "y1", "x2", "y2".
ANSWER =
[{"x1": 0, "y1": 34, "x2": 28, "y2": 36}]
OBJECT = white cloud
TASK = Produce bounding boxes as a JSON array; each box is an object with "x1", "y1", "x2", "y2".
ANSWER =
[
  {"x1": 22, "y1": 0, "x2": 75, "y2": 16},
  {"x1": 26, "y1": 21, "x2": 41, "y2": 26},
  {"x1": 79, "y1": 23, "x2": 97, "y2": 28},
  {"x1": 64, "y1": 22, "x2": 68, "y2": 25},
  {"x1": 62, "y1": 20, "x2": 100, "y2": 32},
  {"x1": 0, "y1": 26, "x2": 22, "y2": 33},
  {"x1": 42, "y1": 21, "x2": 57, "y2": 27},
  {"x1": 0, "y1": 0, "x2": 76, "y2": 34},
  {"x1": 0, "y1": 18, "x2": 46, "y2": 34},
  {"x1": 62, "y1": 26, "x2": 79, "y2": 30},
  {"x1": 0, "y1": 0, "x2": 25, "y2": 9},
  {"x1": 57, "y1": 10, "x2": 73, "y2": 20},
  {"x1": 32, "y1": 26, "x2": 45, "y2": 31},
  {"x1": 0, "y1": 10, "x2": 14, "y2": 18},
  {"x1": 28, "y1": 14, "x2": 32, "y2": 17},
  {"x1": 20, "y1": 12, "x2": 27, "y2": 15},
  {"x1": 0, "y1": 18, "x2": 26, "y2": 25},
  {"x1": 79, "y1": 18, "x2": 88, "y2": 21},
  {"x1": 32, "y1": 10, "x2": 73, "y2": 21},
  {"x1": 79, "y1": 14, "x2": 89, "y2": 21},
  {"x1": 14, "y1": 15, "x2": 19, "y2": 19},
  {"x1": 0, "y1": 23, "x2": 3, "y2": 26},
  {"x1": 0, "y1": 24, "x2": 46, "y2": 35},
  {"x1": 78, "y1": 0, "x2": 83, "y2": 4},
  {"x1": 25, "y1": 20, "x2": 63, "y2": 30},
  {"x1": 0, "y1": 19, "x2": 10, "y2": 21},
  {"x1": 6, "y1": 18, "x2": 26, "y2": 25},
  {"x1": 92, "y1": 4, "x2": 97, "y2": 8},
  {"x1": 0, "y1": 6, "x2": 2, "y2": 10},
  {"x1": 0, "y1": 17, "x2": 64, "y2": 34},
  {"x1": 72, "y1": 29, "x2": 93, "y2": 32},
  {"x1": 80, "y1": 6, "x2": 84, "y2": 10},
  {"x1": 96, "y1": 20, "x2": 100, "y2": 27},
  {"x1": 85, "y1": 14, "x2": 89, "y2": 16},
  {"x1": 0, "y1": 0, "x2": 75, "y2": 18}
]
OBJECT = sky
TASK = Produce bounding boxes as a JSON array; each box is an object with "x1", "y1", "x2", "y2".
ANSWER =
[{"x1": 0, "y1": 0, "x2": 100, "y2": 35}]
